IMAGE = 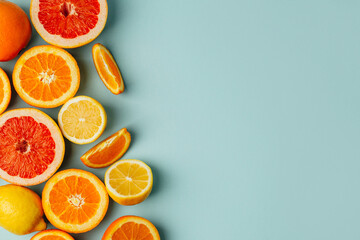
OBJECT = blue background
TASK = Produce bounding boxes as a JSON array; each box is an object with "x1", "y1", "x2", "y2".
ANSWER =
[{"x1": 1, "y1": 0, "x2": 360, "y2": 239}]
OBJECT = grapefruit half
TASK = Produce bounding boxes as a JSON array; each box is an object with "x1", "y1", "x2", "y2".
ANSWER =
[
  {"x1": 30, "y1": 0, "x2": 108, "y2": 48},
  {"x1": 0, "y1": 108, "x2": 65, "y2": 186}
]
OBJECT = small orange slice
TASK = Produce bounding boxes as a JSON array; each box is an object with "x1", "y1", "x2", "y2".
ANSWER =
[
  {"x1": 0, "y1": 68, "x2": 11, "y2": 115},
  {"x1": 13, "y1": 45, "x2": 80, "y2": 108},
  {"x1": 102, "y1": 216, "x2": 160, "y2": 240},
  {"x1": 42, "y1": 169, "x2": 109, "y2": 233},
  {"x1": 81, "y1": 128, "x2": 131, "y2": 168},
  {"x1": 92, "y1": 43, "x2": 124, "y2": 94},
  {"x1": 31, "y1": 229, "x2": 74, "y2": 240}
]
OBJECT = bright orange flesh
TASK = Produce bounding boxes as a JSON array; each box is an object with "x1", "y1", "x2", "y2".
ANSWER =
[
  {"x1": 31, "y1": 229, "x2": 74, "y2": 240},
  {"x1": 102, "y1": 216, "x2": 160, "y2": 240},
  {"x1": 81, "y1": 128, "x2": 131, "y2": 168},
  {"x1": 42, "y1": 169, "x2": 109, "y2": 233},
  {"x1": 92, "y1": 43, "x2": 124, "y2": 94},
  {"x1": 13, "y1": 45, "x2": 80, "y2": 108},
  {"x1": 0, "y1": 68, "x2": 11, "y2": 114}
]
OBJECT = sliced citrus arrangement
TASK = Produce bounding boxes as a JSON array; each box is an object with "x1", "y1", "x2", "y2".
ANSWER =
[
  {"x1": 0, "y1": 108, "x2": 65, "y2": 186},
  {"x1": 13, "y1": 45, "x2": 80, "y2": 108},
  {"x1": 105, "y1": 159, "x2": 153, "y2": 205},
  {"x1": 81, "y1": 128, "x2": 131, "y2": 168},
  {"x1": 102, "y1": 216, "x2": 160, "y2": 240},
  {"x1": 31, "y1": 229, "x2": 74, "y2": 240},
  {"x1": 0, "y1": 184, "x2": 46, "y2": 235},
  {"x1": 42, "y1": 169, "x2": 109, "y2": 233},
  {"x1": 30, "y1": 0, "x2": 108, "y2": 48},
  {"x1": 58, "y1": 96, "x2": 107, "y2": 144},
  {"x1": 0, "y1": 68, "x2": 11, "y2": 114},
  {"x1": 92, "y1": 43, "x2": 124, "y2": 94},
  {"x1": 0, "y1": 0, "x2": 31, "y2": 61}
]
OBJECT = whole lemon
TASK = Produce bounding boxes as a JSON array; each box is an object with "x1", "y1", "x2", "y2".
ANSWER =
[{"x1": 0, "y1": 184, "x2": 46, "y2": 235}]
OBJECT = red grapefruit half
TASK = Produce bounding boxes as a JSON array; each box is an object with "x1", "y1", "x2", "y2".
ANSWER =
[
  {"x1": 30, "y1": 0, "x2": 108, "y2": 48},
  {"x1": 0, "y1": 108, "x2": 65, "y2": 186}
]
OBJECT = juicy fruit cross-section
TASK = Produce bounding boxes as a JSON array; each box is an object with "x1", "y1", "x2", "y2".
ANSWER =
[
  {"x1": 13, "y1": 45, "x2": 80, "y2": 108},
  {"x1": 0, "y1": 108, "x2": 64, "y2": 186},
  {"x1": 30, "y1": 0, "x2": 108, "y2": 48}
]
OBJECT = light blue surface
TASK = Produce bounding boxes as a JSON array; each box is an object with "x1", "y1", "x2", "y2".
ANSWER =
[{"x1": 1, "y1": 0, "x2": 360, "y2": 239}]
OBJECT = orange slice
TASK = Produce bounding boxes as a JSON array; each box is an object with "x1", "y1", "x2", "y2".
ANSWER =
[
  {"x1": 42, "y1": 169, "x2": 109, "y2": 233},
  {"x1": 81, "y1": 128, "x2": 131, "y2": 168},
  {"x1": 92, "y1": 43, "x2": 124, "y2": 94},
  {"x1": 0, "y1": 68, "x2": 11, "y2": 115},
  {"x1": 102, "y1": 216, "x2": 160, "y2": 240},
  {"x1": 58, "y1": 96, "x2": 107, "y2": 144},
  {"x1": 105, "y1": 159, "x2": 153, "y2": 206},
  {"x1": 31, "y1": 229, "x2": 74, "y2": 240},
  {"x1": 12, "y1": 45, "x2": 80, "y2": 108},
  {"x1": 0, "y1": 108, "x2": 65, "y2": 186}
]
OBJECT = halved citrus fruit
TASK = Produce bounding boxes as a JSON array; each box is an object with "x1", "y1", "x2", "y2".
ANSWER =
[
  {"x1": 0, "y1": 108, "x2": 65, "y2": 186},
  {"x1": 42, "y1": 169, "x2": 109, "y2": 233},
  {"x1": 0, "y1": 68, "x2": 11, "y2": 115},
  {"x1": 81, "y1": 128, "x2": 131, "y2": 168},
  {"x1": 30, "y1": 0, "x2": 108, "y2": 48},
  {"x1": 58, "y1": 96, "x2": 107, "y2": 144},
  {"x1": 92, "y1": 43, "x2": 124, "y2": 94},
  {"x1": 102, "y1": 216, "x2": 160, "y2": 240},
  {"x1": 13, "y1": 45, "x2": 80, "y2": 108},
  {"x1": 31, "y1": 229, "x2": 74, "y2": 240},
  {"x1": 105, "y1": 159, "x2": 153, "y2": 206}
]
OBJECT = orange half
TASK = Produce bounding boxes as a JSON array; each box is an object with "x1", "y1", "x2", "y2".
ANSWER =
[
  {"x1": 42, "y1": 169, "x2": 109, "y2": 233},
  {"x1": 13, "y1": 45, "x2": 80, "y2": 108},
  {"x1": 92, "y1": 43, "x2": 124, "y2": 94},
  {"x1": 0, "y1": 68, "x2": 11, "y2": 115},
  {"x1": 31, "y1": 229, "x2": 74, "y2": 240},
  {"x1": 102, "y1": 216, "x2": 160, "y2": 240},
  {"x1": 81, "y1": 128, "x2": 131, "y2": 168}
]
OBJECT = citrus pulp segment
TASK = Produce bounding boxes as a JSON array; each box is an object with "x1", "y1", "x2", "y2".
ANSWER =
[
  {"x1": 58, "y1": 96, "x2": 107, "y2": 144},
  {"x1": 0, "y1": 108, "x2": 65, "y2": 186},
  {"x1": 102, "y1": 216, "x2": 160, "y2": 240},
  {"x1": 31, "y1": 229, "x2": 75, "y2": 240},
  {"x1": 105, "y1": 159, "x2": 153, "y2": 206},
  {"x1": 42, "y1": 169, "x2": 109, "y2": 233},
  {"x1": 12, "y1": 45, "x2": 80, "y2": 108},
  {"x1": 81, "y1": 128, "x2": 131, "y2": 168},
  {"x1": 30, "y1": 0, "x2": 108, "y2": 48},
  {"x1": 0, "y1": 68, "x2": 11, "y2": 114},
  {"x1": 92, "y1": 43, "x2": 124, "y2": 94}
]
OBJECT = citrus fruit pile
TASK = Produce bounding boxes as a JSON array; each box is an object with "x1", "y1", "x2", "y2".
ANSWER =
[{"x1": 0, "y1": 0, "x2": 160, "y2": 239}]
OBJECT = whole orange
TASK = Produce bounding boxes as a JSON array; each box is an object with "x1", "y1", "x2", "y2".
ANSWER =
[{"x1": 0, "y1": 0, "x2": 31, "y2": 61}]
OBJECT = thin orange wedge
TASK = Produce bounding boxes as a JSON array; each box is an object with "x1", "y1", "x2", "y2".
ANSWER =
[
  {"x1": 81, "y1": 128, "x2": 131, "y2": 168},
  {"x1": 102, "y1": 216, "x2": 160, "y2": 240},
  {"x1": 12, "y1": 45, "x2": 80, "y2": 108},
  {"x1": 0, "y1": 68, "x2": 11, "y2": 115},
  {"x1": 92, "y1": 43, "x2": 124, "y2": 94},
  {"x1": 42, "y1": 169, "x2": 109, "y2": 233}
]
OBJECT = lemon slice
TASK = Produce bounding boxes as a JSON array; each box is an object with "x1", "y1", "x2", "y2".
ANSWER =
[
  {"x1": 105, "y1": 159, "x2": 153, "y2": 206},
  {"x1": 58, "y1": 96, "x2": 107, "y2": 144}
]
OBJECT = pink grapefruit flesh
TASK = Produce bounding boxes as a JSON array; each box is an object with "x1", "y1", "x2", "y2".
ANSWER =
[
  {"x1": 30, "y1": 0, "x2": 108, "y2": 48},
  {"x1": 0, "y1": 108, "x2": 64, "y2": 186}
]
